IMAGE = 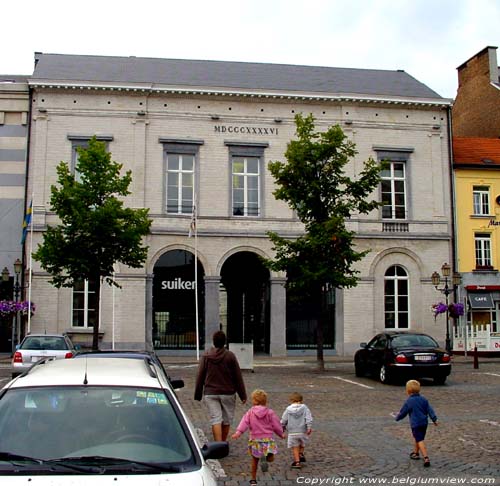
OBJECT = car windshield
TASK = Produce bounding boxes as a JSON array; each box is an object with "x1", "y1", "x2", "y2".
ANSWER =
[
  {"x1": 20, "y1": 336, "x2": 68, "y2": 351},
  {"x1": 0, "y1": 386, "x2": 195, "y2": 467},
  {"x1": 391, "y1": 334, "x2": 439, "y2": 348}
]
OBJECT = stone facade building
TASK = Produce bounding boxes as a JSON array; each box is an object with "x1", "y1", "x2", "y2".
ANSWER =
[
  {"x1": 26, "y1": 53, "x2": 453, "y2": 355},
  {"x1": 0, "y1": 75, "x2": 30, "y2": 352},
  {"x1": 452, "y1": 46, "x2": 500, "y2": 139}
]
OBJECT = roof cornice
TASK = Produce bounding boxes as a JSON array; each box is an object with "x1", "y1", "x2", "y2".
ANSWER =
[{"x1": 28, "y1": 79, "x2": 452, "y2": 107}]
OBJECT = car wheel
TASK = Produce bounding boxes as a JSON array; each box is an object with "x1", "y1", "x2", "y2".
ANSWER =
[
  {"x1": 434, "y1": 375, "x2": 447, "y2": 385},
  {"x1": 379, "y1": 364, "x2": 391, "y2": 384}
]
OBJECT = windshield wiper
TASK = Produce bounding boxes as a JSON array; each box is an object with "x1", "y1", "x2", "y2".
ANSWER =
[
  {"x1": 0, "y1": 452, "x2": 43, "y2": 464},
  {"x1": 53, "y1": 456, "x2": 182, "y2": 473}
]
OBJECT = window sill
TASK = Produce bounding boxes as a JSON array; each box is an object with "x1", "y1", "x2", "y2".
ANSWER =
[{"x1": 470, "y1": 214, "x2": 493, "y2": 218}]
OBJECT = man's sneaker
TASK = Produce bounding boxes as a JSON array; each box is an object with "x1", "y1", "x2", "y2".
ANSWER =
[
  {"x1": 291, "y1": 461, "x2": 301, "y2": 469},
  {"x1": 260, "y1": 460, "x2": 268, "y2": 472}
]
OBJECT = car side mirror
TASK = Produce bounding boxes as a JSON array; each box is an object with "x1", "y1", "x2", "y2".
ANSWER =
[
  {"x1": 170, "y1": 379, "x2": 184, "y2": 390},
  {"x1": 360, "y1": 342, "x2": 367, "y2": 349},
  {"x1": 201, "y1": 441, "x2": 229, "y2": 460}
]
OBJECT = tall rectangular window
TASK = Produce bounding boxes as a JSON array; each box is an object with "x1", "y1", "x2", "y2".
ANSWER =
[
  {"x1": 68, "y1": 135, "x2": 113, "y2": 182},
  {"x1": 72, "y1": 280, "x2": 96, "y2": 328},
  {"x1": 475, "y1": 233, "x2": 492, "y2": 268},
  {"x1": 161, "y1": 139, "x2": 203, "y2": 216},
  {"x1": 226, "y1": 142, "x2": 267, "y2": 218},
  {"x1": 232, "y1": 156, "x2": 260, "y2": 216},
  {"x1": 381, "y1": 161, "x2": 406, "y2": 220},
  {"x1": 473, "y1": 186, "x2": 490, "y2": 216},
  {"x1": 166, "y1": 153, "x2": 194, "y2": 214}
]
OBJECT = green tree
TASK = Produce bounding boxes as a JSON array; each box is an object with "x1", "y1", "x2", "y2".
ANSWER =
[
  {"x1": 266, "y1": 114, "x2": 385, "y2": 369},
  {"x1": 34, "y1": 137, "x2": 152, "y2": 350}
]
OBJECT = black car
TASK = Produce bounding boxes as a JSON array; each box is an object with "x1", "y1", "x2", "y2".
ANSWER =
[{"x1": 354, "y1": 331, "x2": 451, "y2": 385}]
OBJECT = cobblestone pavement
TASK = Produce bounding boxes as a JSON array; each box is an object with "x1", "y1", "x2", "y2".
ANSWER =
[{"x1": 165, "y1": 356, "x2": 500, "y2": 486}]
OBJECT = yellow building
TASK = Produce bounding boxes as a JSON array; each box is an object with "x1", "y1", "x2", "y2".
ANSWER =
[{"x1": 453, "y1": 137, "x2": 500, "y2": 353}]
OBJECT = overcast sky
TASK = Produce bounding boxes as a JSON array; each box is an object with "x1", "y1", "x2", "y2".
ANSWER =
[{"x1": 2, "y1": 0, "x2": 498, "y2": 99}]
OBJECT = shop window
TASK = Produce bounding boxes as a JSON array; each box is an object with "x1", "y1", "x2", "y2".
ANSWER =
[
  {"x1": 474, "y1": 233, "x2": 492, "y2": 269},
  {"x1": 384, "y1": 265, "x2": 409, "y2": 329},
  {"x1": 72, "y1": 279, "x2": 96, "y2": 328},
  {"x1": 473, "y1": 186, "x2": 490, "y2": 216}
]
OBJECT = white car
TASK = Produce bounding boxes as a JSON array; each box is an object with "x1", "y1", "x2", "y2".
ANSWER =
[
  {"x1": 12, "y1": 333, "x2": 77, "y2": 373},
  {"x1": 0, "y1": 357, "x2": 228, "y2": 484}
]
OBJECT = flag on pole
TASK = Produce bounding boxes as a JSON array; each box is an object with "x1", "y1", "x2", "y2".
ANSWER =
[{"x1": 21, "y1": 200, "x2": 32, "y2": 245}]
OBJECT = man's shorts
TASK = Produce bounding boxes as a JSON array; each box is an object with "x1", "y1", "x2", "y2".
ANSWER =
[
  {"x1": 204, "y1": 394, "x2": 236, "y2": 426},
  {"x1": 411, "y1": 425, "x2": 428, "y2": 443},
  {"x1": 287, "y1": 432, "x2": 309, "y2": 448}
]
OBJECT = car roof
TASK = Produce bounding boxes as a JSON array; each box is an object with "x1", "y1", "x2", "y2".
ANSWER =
[
  {"x1": 23, "y1": 333, "x2": 68, "y2": 338},
  {"x1": 9, "y1": 357, "x2": 168, "y2": 389}
]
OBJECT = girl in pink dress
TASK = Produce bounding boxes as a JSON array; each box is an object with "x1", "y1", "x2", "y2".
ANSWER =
[{"x1": 232, "y1": 389, "x2": 285, "y2": 484}]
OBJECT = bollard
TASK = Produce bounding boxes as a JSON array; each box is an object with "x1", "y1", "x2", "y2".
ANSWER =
[{"x1": 473, "y1": 346, "x2": 479, "y2": 369}]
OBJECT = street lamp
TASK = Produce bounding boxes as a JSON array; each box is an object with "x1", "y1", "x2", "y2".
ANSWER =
[
  {"x1": 432, "y1": 263, "x2": 462, "y2": 352},
  {"x1": 2, "y1": 259, "x2": 23, "y2": 355}
]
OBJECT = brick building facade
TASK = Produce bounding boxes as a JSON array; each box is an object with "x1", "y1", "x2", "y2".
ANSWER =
[
  {"x1": 452, "y1": 46, "x2": 500, "y2": 139},
  {"x1": 25, "y1": 53, "x2": 453, "y2": 355}
]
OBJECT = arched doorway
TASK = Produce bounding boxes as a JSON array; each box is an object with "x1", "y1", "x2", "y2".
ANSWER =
[
  {"x1": 153, "y1": 249, "x2": 205, "y2": 350},
  {"x1": 220, "y1": 251, "x2": 270, "y2": 353}
]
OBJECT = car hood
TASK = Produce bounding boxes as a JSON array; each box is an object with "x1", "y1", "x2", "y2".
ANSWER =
[{"x1": 0, "y1": 468, "x2": 215, "y2": 485}]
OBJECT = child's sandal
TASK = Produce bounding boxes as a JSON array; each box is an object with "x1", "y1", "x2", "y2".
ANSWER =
[
  {"x1": 250, "y1": 480, "x2": 258, "y2": 485},
  {"x1": 299, "y1": 453, "x2": 306, "y2": 463},
  {"x1": 410, "y1": 452, "x2": 420, "y2": 460},
  {"x1": 423, "y1": 457, "x2": 431, "y2": 467},
  {"x1": 291, "y1": 461, "x2": 302, "y2": 469}
]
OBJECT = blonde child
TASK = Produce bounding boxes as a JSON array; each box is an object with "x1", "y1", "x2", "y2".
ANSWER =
[
  {"x1": 281, "y1": 392, "x2": 313, "y2": 469},
  {"x1": 395, "y1": 380, "x2": 438, "y2": 467},
  {"x1": 232, "y1": 389, "x2": 284, "y2": 485}
]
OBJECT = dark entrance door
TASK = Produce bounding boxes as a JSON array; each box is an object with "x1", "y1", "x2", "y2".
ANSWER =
[
  {"x1": 153, "y1": 250, "x2": 205, "y2": 350},
  {"x1": 0, "y1": 278, "x2": 13, "y2": 352},
  {"x1": 220, "y1": 252, "x2": 270, "y2": 353}
]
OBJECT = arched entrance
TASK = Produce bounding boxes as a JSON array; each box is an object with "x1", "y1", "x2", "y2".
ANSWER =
[
  {"x1": 220, "y1": 251, "x2": 270, "y2": 353},
  {"x1": 153, "y1": 249, "x2": 205, "y2": 350}
]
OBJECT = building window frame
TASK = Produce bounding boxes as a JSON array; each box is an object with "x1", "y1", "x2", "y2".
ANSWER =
[
  {"x1": 384, "y1": 265, "x2": 410, "y2": 329},
  {"x1": 160, "y1": 139, "x2": 203, "y2": 216},
  {"x1": 475, "y1": 232, "x2": 492, "y2": 269},
  {"x1": 225, "y1": 141, "x2": 268, "y2": 218},
  {"x1": 67, "y1": 135, "x2": 113, "y2": 182},
  {"x1": 472, "y1": 185, "x2": 490, "y2": 216},
  {"x1": 71, "y1": 279, "x2": 96, "y2": 328},
  {"x1": 375, "y1": 147, "x2": 413, "y2": 221}
]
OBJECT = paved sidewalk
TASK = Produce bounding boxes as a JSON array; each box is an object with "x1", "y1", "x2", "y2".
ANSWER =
[{"x1": 166, "y1": 355, "x2": 500, "y2": 486}]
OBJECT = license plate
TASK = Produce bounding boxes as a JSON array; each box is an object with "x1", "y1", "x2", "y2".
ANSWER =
[
  {"x1": 31, "y1": 356, "x2": 54, "y2": 363},
  {"x1": 414, "y1": 355, "x2": 434, "y2": 362}
]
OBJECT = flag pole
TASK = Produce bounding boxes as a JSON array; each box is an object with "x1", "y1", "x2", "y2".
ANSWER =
[
  {"x1": 189, "y1": 191, "x2": 199, "y2": 361},
  {"x1": 27, "y1": 197, "x2": 34, "y2": 334}
]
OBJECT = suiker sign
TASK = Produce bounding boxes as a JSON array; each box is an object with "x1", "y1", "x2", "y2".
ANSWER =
[
  {"x1": 214, "y1": 125, "x2": 279, "y2": 136},
  {"x1": 161, "y1": 278, "x2": 196, "y2": 290}
]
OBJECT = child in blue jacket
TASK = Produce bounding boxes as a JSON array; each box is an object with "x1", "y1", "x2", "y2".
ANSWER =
[{"x1": 395, "y1": 380, "x2": 438, "y2": 467}]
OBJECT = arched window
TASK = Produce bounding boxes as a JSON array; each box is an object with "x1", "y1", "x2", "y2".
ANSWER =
[{"x1": 384, "y1": 265, "x2": 409, "y2": 329}]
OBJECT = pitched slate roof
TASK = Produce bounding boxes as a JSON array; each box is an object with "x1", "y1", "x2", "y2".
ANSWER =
[
  {"x1": 30, "y1": 53, "x2": 443, "y2": 101},
  {"x1": 453, "y1": 137, "x2": 500, "y2": 166}
]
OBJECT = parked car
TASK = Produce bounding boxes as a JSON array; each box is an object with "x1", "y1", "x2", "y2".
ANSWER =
[
  {"x1": 12, "y1": 333, "x2": 77, "y2": 373},
  {"x1": 74, "y1": 350, "x2": 184, "y2": 389},
  {"x1": 0, "y1": 357, "x2": 227, "y2": 484},
  {"x1": 354, "y1": 331, "x2": 452, "y2": 385}
]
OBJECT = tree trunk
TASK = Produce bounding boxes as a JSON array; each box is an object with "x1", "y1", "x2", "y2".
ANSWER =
[
  {"x1": 316, "y1": 284, "x2": 325, "y2": 371},
  {"x1": 92, "y1": 275, "x2": 101, "y2": 351}
]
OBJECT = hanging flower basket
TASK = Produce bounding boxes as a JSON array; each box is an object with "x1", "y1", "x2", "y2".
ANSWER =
[
  {"x1": 431, "y1": 302, "x2": 464, "y2": 320},
  {"x1": 0, "y1": 300, "x2": 35, "y2": 318}
]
